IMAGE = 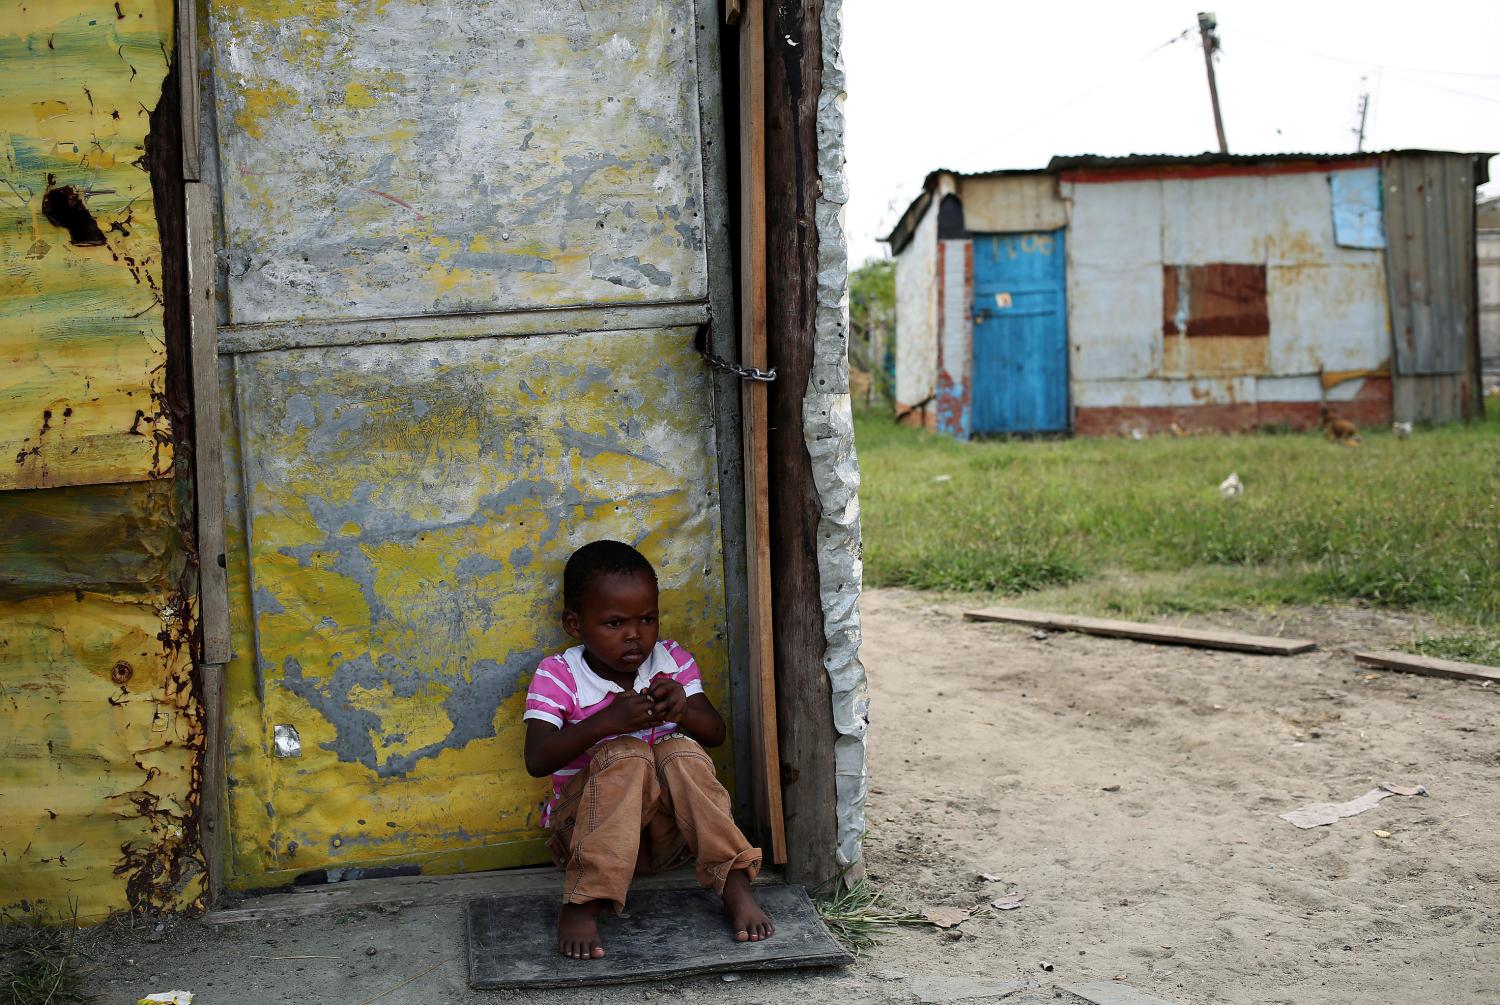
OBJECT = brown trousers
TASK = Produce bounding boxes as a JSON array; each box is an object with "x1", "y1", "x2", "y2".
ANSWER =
[{"x1": 546, "y1": 734, "x2": 762, "y2": 912}]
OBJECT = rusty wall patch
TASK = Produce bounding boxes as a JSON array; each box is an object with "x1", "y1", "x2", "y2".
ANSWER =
[{"x1": 1162, "y1": 264, "x2": 1269, "y2": 338}]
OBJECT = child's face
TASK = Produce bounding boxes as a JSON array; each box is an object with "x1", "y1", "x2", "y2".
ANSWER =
[{"x1": 564, "y1": 570, "x2": 660, "y2": 677}]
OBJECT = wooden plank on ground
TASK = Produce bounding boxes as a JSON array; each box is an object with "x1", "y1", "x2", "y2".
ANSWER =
[
  {"x1": 1355, "y1": 650, "x2": 1500, "y2": 684},
  {"x1": 962, "y1": 607, "x2": 1316, "y2": 656}
]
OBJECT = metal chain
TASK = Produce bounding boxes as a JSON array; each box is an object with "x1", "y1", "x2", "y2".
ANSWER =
[
  {"x1": 695, "y1": 321, "x2": 777, "y2": 382},
  {"x1": 699, "y1": 349, "x2": 777, "y2": 383}
]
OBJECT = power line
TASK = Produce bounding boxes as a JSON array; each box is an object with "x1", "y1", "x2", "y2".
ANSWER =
[
  {"x1": 1381, "y1": 69, "x2": 1500, "y2": 107},
  {"x1": 1236, "y1": 29, "x2": 1500, "y2": 81},
  {"x1": 943, "y1": 26, "x2": 1198, "y2": 161}
]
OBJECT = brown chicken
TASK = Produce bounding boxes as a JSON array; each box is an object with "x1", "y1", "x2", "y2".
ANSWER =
[{"x1": 1321, "y1": 406, "x2": 1360, "y2": 445}]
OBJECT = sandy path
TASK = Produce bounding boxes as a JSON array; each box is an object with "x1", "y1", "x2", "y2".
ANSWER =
[
  {"x1": 75, "y1": 589, "x2": 1498, "y2": 1004},
  {"x1": 859, "y1": 588, "x2": 1499, "y2": 1004}
]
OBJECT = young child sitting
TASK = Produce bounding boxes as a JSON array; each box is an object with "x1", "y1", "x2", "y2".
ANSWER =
[{"x1": 523, "y1": 540, "x2": 775, "y2": 960}]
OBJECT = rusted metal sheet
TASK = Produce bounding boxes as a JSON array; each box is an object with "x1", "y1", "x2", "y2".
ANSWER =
[
  {"x1": 1065, "y1": 169, "x2": 1394, "y2": 429},
  {"x1": 206, "y1": 0, "x2": 709, "y2": 327},
  {"x1": 0, "y1": 589, "x2": 206, "y2": 921},
  {"x1": 1382, "y1": 153, "x2": 1477, "y2": 379},
  {"x1": 0, "y1": 2, "x2": 176, "y2": 490},
  {"x1": 1162, "y1": 264, "x2": 1268, "y2": 337},
  {"x1": 221, "y1": 329, "x2": 731, "y2": 885},
  {"x1": 0, "y1": 1, "x2": 208, "y2": 924}
]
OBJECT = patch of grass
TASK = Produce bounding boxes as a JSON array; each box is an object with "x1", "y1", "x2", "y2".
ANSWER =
[
  {"x1": 1401, "y1": 631, "x2": 1500, "y2": 667},
  {"x1": 0, "y1": 911, "x2": 89, "y2": 1005},
  {"x1": 856, "y1": 410, "x2": 1500, "y2": 624},
  {"x1": 814, "y1": 879, "x2": 927, "y2": 956}
]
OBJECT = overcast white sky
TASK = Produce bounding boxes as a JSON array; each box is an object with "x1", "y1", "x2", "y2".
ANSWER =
[{"x1": 843, "y1": 0, "x2": 1500, "y2": 265}]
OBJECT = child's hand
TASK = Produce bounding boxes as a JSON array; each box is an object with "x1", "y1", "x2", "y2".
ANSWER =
[
  {"x1": 594, "y1": 692, "x2": 659, "y2": 736},
  {"x1": 647, "y1": 677, "x2": 687, "y2": 723}
]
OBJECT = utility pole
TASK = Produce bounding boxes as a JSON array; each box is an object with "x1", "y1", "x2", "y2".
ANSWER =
[
  {"x1": 1197, "y1": 11, "x2": 1228, "y2": 154},
  {"x1": 1353, "y1": 80, "x2": 1371, "y2": 152}
]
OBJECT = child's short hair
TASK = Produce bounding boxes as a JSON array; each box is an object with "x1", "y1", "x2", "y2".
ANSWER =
[{"x1": 563, "y1": 540, "x2": 657, "y2": 610}]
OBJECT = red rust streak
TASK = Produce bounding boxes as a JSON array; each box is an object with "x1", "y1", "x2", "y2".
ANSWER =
[{"x1": 364, "y1": 188, "x2": 425, "y2": 220}]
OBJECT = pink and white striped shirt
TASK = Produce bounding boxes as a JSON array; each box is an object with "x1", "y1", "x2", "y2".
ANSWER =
[{"x1": 523, "y1": 639, "x2": 704, "y2": 826}]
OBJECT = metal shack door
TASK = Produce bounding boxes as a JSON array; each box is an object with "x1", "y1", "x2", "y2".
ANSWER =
[
  {"x1": 970, "y1": 232, "x2": 1069, "y2": 434},
  {"x1": 206, "y1": 1, "x2": 738, "y2": 885}
]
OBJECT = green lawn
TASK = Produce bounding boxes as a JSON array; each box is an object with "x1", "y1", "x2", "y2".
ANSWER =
[{"x1": 854, "y1": 408, "x2": 1500, "y2": 632}]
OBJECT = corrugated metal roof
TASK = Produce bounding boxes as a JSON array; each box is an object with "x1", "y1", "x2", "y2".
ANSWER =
[
  {"x1": 1046, "y1": 149, "x2": 1494, "y2": 173},
  {"x1": 885, "y1": 150, "x2": 1495, "y2": 252}
]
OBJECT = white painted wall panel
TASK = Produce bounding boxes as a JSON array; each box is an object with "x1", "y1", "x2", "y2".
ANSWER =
[
  {"x1": 1066, "y1": 263, "x2": 1161, "y2": 381},
  {"x1": 1257, "y1": 374, "x2": 1369, "y2": 404},
  {"x1": 1073, "y1": 376, "x2": 1256, "y2": 408},
  {"x1": 1065, "y1": 179, "x2": 1161, "y2": 266},
  {"x1": 938, "y1": 239, "x2": 969, "y2": 397},
  {"x1": 895, "y1": 203, "x2": 938, "y2": 406},
  {"x1": 1065, "y1": 180, "x2": 1163, "y2": 388},
  {"x1": 1267, "y1": 262, "x2": 1390, "y2": 374},
  {"x1": 1161, "y1": 176, "x2": 1268, "y2": 264}
]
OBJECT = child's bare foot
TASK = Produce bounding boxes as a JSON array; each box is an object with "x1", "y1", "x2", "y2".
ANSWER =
[
  {"x1": 722, "y1": 869, "x2": 774, "y2": 942},
  {"x1": 558, "y1": 901, "x2": 606, "y2": 960}
]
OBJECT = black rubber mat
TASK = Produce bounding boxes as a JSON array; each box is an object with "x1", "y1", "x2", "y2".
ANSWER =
[{"x1": 466, "y1": 883, "x2": 851, "y2": 989}]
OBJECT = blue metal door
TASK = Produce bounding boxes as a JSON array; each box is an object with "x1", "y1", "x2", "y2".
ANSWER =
[{"x1": 971, "y1": 231, "x2": 1069, "y2": 434}]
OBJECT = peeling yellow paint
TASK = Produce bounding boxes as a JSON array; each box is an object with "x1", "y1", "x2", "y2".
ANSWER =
[
  {"x1": 0, "y1": 2, "x2": 176, "y2": 491},
  {"x1": 0, "y1": 0, "x2": 204, "y2": 926},
  {"x1": 0, "y1": 591, "x2": 205, "y2": 921},
  {"x1": 342, "y1": 82, "x2": 378, "y2": 109},
  {"x1": 233, "y1": 80, "x2": 299, "y2": 140},
  {"x1": 220, "y1": 331, "x2": 733, "y2": 887}
]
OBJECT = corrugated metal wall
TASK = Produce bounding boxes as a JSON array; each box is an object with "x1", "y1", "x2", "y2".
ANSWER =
[
  {"x1": 1382, "y1": 152, "x2": 1481, "y2": 421},
  {"x1": 1, "y1": 1, "x2": 209, "y2": 920},
  {"x1": 1062, "y1": 166, "x2": 1396, "y2": 434}
]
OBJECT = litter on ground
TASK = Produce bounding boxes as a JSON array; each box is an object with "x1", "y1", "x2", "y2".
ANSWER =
[{"x1": 1277, "y1": 782, "x2": 1428, "y2": 829}]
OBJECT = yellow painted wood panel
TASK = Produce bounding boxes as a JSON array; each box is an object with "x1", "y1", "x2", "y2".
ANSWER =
[{"x1": 0, "y1": 2, "x2": 176, "y2": 490}]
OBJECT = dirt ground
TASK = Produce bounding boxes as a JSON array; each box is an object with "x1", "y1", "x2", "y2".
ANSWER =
[{"x1": 73, "y1": 588, "x2": 1498, "y2": 1005}]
